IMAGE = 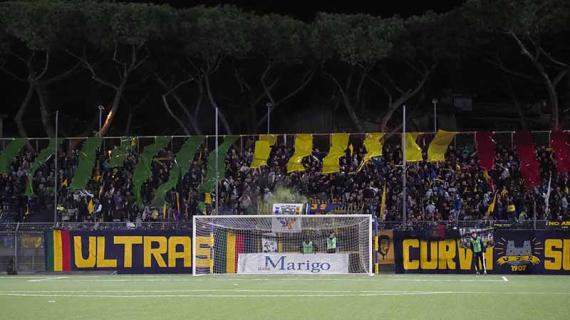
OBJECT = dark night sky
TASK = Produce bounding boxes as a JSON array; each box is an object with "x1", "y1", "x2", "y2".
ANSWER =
[{"x1": 145, "y1": 0, "x2": 467, "y2": 20}]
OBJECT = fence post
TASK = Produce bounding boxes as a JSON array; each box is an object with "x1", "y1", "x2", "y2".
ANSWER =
[
  {"x1": 14, "y1": 222, "x2": 19, "y2": 272},
  {"x1": 533, "y1": 200, "x2": 537, "y2": 230}
]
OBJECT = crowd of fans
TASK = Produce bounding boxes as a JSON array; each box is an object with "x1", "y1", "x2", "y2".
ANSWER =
[{"x1": 0, "y1": 134, "x2": 568, "y2": 224}]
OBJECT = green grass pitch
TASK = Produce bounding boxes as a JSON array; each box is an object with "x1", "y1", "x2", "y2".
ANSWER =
[{"x1": 1, "y1": 274, "x2": 569, "y2": 320}]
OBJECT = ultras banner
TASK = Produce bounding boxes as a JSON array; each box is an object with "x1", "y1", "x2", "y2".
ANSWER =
[
  {"x1": 47, "y1": 230, "x2": 194, "y2": 274},
  {"x1": 394, "y1": 229, "x2": 570, "y2": 274}
]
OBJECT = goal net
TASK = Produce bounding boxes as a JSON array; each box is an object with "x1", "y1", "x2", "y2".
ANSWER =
[{"x1": 192, "y1": 214, "x2": 372, "y2": 275}]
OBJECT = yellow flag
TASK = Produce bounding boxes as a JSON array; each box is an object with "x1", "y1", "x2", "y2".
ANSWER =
[
  {"x1": 359, "y1": 133, "x2": 384, "y2": 171},
  {"x1": 162, "y1": 202, "x2": 167, "y2": 220},
  {"x1": 250, "y1": 135, "x2": 276, "y2": 169},
  {"x1": 428, "y1": 130, "x2": 456, "y2": 162},
  {"x1": 287, "y1": 134, "x2": 313, "y2": 173},
  {"x1": 405, "y1": 133, "x2": 423, "y2": 162},
  {"x1": 486, "y1": 193, "x2": 496, "y2": 216},
  {"x1": 87, "y1": 199, "x2": 95, "y2": 214},
  {"x1": 322, "y1": 133, "x2": 349, "y2": 174},
  {"x1": 205, "y1": 192, "x2": 212, "y2": 205},
  {"x1": 61, "y1": 179, "x2": 68, "y2": 187},
  {"x1": 380, "y1": 183, "x2": 387, "y2": 220},
  {"x1": 259, "y1": 134, "x2": 277, "y2": 145}
]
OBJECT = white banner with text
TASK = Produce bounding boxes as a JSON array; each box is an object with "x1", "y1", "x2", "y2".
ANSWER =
[{"x1": 237, "y1": 253, "x2": 349, "y2": 274}]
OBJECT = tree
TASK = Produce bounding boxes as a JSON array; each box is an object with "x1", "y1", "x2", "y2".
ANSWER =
[
  {"x1": 234, "y1": 13, "x2": 314, "y2": 132},
  {"x1": 67, "y1": 2, "x2": 176, "y2": 136},
  {"x1": 177, "y1": 6, "x2": 254, "y2": 134},
  {"x1": 461, "y1": 0, "x2": 570, "y2": 129},
  {"x1": 0, "y1": 1, "x2": 79, "y2": 138}
]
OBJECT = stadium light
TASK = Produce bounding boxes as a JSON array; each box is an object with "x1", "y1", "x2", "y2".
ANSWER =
[
  {"x1": 97, "y1": 105, "x2": 105, "y2": 136},
  {"x1": 432, "y1": 98, "x2": 438, "y2": 132}
]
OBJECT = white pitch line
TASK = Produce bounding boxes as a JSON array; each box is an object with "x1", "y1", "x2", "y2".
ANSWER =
[
  {"x1": 0, "y1": 291, "x2": 569, "y2": 299},
  {"x1": 388, "y1": 278, "x2": 504, "y2": 282},
  {"x1": 28, "y1": 277, "x2": 68, "y2": 282},
  {"x1": 502, "y1": 276, "x2": 509, "y2": 282}
]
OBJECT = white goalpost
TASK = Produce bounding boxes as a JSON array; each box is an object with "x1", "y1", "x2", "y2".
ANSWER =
[{"x1": 192, "y1": 214, "x2": 373, "y2": 276}]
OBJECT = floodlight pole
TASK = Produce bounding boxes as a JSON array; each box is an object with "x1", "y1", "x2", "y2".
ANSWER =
[
  {"x1": 215, "y1": 106, "x2": 219, "y2": 215},
  {"x1": 402, "y1": 105, "x2": 407, "y2": 224},
  {"x1": 97, "y1": 105, "x2": 104, "y2": 136},
  {"x1": 432, "y1": 98, "x2": 438, "y2": 133},
  {"x1": 266, "y1": 103, "x2": 272, "y2": 134},
  {"x1": 53, "y1": 110, "x2": 59, "y2": 226}
]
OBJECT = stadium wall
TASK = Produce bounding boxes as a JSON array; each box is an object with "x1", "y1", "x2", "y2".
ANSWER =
[{"x1": 394, "y1": 229, "x2": 570, "y2": 275}]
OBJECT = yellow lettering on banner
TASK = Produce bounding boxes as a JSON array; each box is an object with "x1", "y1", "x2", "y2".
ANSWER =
[
  {"x1": 168, "y1": 236, "x2": 191, "y2": 268},
  {"x1": 144, "y1": 236, "x2": 167, "y2": 268},
  {"x1": 403, "y1": 239, "x2": 419, "y2": 270},
  {"x1": 458, "y1": 246, "x2": 473, "y2": 270},
  {"x1": 420, "y1": 241, "x2": 438, "y2": 270},
  {"x1": 114, "y1": 236, "x2": 143, "y2": 268},
  {"x1": 96, "y1": 237, "x2": 117, "y2": 268},
  {"x1": 545, "y1": 239, "x2": 562, "y2": 270},
  {"x1": 73, "y1": 236, "x2": 96, "y2": 268},
  {"x1": 438, "y1": 240, "x2": 456, "y2": 270},
  {"x1": 195, "y1": 235, "x2": 213, "y2": 269},
  {"x1": 564, "y1": 240, "x2": 570, "y2": 271}
]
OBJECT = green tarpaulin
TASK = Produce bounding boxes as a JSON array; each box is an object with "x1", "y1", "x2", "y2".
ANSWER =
[
  {"x1": 133, "y1": 136, "x2": 170, "y2": 207},
  {"x1": 69, "y1": 137, "x2": 102, "y2": 191},
  {"x1": 151, "y1": 136, "x2": 204, "y2": 207},
  {"x1": 198, "y1": 136, "x2": 238, "y2": 194},
  {"x1": 0, "y1": 139, "x2": 25, "y2": 174},
  {"x1": 108, "y1": 138, "x2": 135, "y2": 168},
  {"x1": 25, "y1": 139, "x2": 60, "y2": 197}
]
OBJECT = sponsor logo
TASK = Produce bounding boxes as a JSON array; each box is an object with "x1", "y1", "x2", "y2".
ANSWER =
[
  {"x1": 495, "y1": 237, "x2": 542, "y2": 272},
  {"x1": 262, "y1": 255, "x2": 331, "y2": 273}
]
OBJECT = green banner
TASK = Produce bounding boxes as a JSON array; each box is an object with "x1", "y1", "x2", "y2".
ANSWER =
[
  {"x1": 0, "y1": 139, "x2": 26, "y2": 174},
  {"x1": 198, "y1": 136, "x2": 238, "y2": 194},
  {"x1": 69, "y1": 137, "x2": 102, "y2": 191},
  {"x1": 108, "y1": 138, "x2": 135, "y2": 168},
  {"x1": 25, "y1": 139, "x2": 60, "y2": 197},
  {"x1": 133, "y1": 136, "x2": 170, "y2": 207},
  {"x1": 151, "y1": 136, "x2": 204, "y2": 207}
]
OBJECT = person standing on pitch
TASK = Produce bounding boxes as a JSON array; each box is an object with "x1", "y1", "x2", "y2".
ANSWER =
[
  {"x1": 470, "y1": 231, "x2": 486, "y2": 274},
  {"x1": 327, "y1": 232, "x2": 337, "y2": 253},
  {"x1": 301, "y1": 239, "x2": 315, "y2": 254}
]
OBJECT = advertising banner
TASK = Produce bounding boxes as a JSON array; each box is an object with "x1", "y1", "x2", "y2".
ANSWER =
[
  {"x1": 271, "y1": 216, "x2": 302, "y2": 233},
  {"x1": 46, "y1": 230, "x2": 194, "y2": 274},
  {"x1": 272, "y1": 203, "x2": 305, "y2": 215},
  {"x1": 394, "y1": 229, "x2": 570, "y2": 274},
  {"x1": 237, "y1": 253, "x2": 349, "y2": 274},
  {"x1": 378, "y1": 230, "x2": 394, "y2": 265}
]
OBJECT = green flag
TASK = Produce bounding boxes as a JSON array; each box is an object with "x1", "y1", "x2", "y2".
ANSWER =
[
  {"x1": 151, "y1": 136, "x2": 204, "y2": 207},
  {"x1": 69, "y1": 137, "x2": 102, "y2": 191},
  {"x1": 133, "y1": 136, "x2": 170, "y2": 207},
  {"x1": 198, "y1": 136, "x2": 238, "y2": 194},
  {"x1": 25, "y1": 139, "x2": 60, "y2": 197},
  {"x1": 0, "y1": 139, "x2": 26, "y2": 175},
  {"x1": 108, "y1": 137, "x2": 135, "y2": 168}
]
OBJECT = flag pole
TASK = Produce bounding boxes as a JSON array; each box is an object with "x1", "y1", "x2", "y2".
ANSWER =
[
  {"x1": 53, "y1": 110, "x2": 59, "y2": 226},
  {"x1": 402, "y1": 104, "x2": 407, "y2": 224},
  {"x1": 544, "y1": 172, "x2": 552, "y2": 219},
  {"x1": 215, "y1": 106, "x2": 219, "y2": 215}
]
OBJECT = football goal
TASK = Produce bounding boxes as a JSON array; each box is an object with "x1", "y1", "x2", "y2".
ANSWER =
[{"x1": 192, "y1": 214, "x2": 373, "y2": 275}]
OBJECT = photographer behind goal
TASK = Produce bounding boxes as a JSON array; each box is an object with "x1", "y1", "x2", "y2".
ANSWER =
[{"x1": 469, "y1": 231, "x2": 487, "y2": 275}]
